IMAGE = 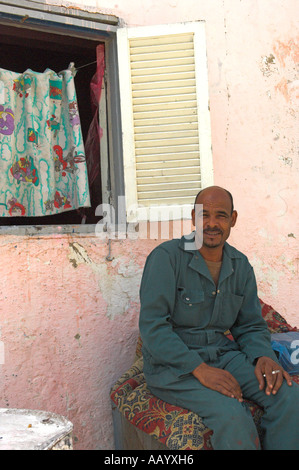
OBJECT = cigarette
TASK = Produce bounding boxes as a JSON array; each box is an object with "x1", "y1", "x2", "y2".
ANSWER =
[{"x1": 263, "y1": 370, "x2": 280, "y2": 377}]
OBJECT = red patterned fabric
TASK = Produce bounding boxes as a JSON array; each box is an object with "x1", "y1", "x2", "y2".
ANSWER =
[
  {"x1": 110, "y1": 300, "x2": 298, "y2": 450},
  {"x1": 259, "y1": 299, "x2": 298, "y2": 333}
]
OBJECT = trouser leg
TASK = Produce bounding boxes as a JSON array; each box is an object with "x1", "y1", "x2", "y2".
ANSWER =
[
  {"x1": 147, "y1": 349, "x2": 299, "y2": 450},
  {"x1": 260, "y1": 382, "x2": 299, "y2": 450},
  {"x1": 148, "y1": 375, "x2": 260, "y2": 450},
  {"x1": 223, "y1": 351, "x2": 299, "y2": 450}
]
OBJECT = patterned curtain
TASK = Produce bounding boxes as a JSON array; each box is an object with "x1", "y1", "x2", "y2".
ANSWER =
[{"x1": 0, "y1": 66, "x2": 90, "y2": 217}]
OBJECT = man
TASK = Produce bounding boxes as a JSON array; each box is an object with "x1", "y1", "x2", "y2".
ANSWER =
[{"x1": 139, "y1": 186, "x2": 299, "y2": 450}]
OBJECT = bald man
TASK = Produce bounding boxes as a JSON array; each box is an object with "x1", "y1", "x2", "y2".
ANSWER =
[{"x1": 139, "y1": 186, "x2": 299, "y2": 450}]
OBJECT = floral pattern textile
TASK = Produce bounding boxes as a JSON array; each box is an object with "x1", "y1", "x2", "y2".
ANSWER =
[
  {"x1": 110, "y1": 300, "x2": 298, "y2": 450},
  {"x1": 0, "y1": 67, "x2": 90, "y2": 217}
]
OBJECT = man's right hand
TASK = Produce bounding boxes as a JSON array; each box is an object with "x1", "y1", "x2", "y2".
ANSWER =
[{"x1": 192, "y1": 362, "x2": 243, "y2": 402}]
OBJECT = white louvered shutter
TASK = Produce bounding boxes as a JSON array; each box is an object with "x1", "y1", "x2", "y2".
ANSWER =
[{"x1": 117, "y1": 22, "x2": 213, "y2": 222}]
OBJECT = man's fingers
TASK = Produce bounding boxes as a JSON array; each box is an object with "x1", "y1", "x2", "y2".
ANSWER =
[
  {"x1": 255, "y1": 357, "x2": 293, "y2": 395},
  {"x1": 282, "y1": 370, "x2": 293, "y2": 387},
  {"x1": 264, "y1": 369, "x2": 285, "y2": 394},
  {"x1": 263, "y1": 364, "x2": 278, "y2": 394},
  {"x1": 193, "y1": 363, "x2": 243, "y2": 401},
  {"x1": 255, "y1": 366, "x2": 265, "y2": 390},
  {"x1": 217, "y1": 385, "x2": 242, "y2": 401},
  {"x1": 272, "y1": 371, "x2": 283, "y2": 394},
  {"x1": 220, "y1": 373, "x2": 243, "y2": 401}
]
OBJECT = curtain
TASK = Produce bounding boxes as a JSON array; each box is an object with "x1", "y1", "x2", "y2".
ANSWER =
[
  {"x1": 85, "y1": 44, "x2": 105, "y2": 188},
  {"x1": 0, "y1": 66, "x2": 90, "y2": 217}
]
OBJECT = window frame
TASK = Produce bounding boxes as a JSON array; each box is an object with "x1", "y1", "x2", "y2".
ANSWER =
[{"x1": 0, "y1": 0, "x2": 124, "y2": 235}]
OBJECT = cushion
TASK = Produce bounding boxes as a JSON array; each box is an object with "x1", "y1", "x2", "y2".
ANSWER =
[
  {"x1": 259, "y1": 299, "x2": 297, "y2": 333},
  {"x1": 110, "y1": 300, "x2": 298, "y2": 450}
]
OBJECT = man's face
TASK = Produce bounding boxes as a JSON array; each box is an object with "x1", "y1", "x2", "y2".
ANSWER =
[{"x1": 192, "y1": 188, "x2": 237, "y2": 250}]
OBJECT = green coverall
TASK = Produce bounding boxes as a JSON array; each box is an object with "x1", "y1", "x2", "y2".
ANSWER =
[{"x1": 139, "y1": 234, "x2": 299, "y2": 450}]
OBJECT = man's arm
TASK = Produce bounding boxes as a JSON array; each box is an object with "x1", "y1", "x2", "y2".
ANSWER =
[
  {"x1": 230, "y1": 266, "x2": 291, "y2": 393},
  {"x1": 139, "y1": 246, "x2": 203, "y2": 377},
  {"x1": 230, "y1": 266, "x2": 278, "y2": 363}
]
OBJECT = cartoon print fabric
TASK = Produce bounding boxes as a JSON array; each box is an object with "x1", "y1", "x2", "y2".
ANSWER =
[{"x1": 0, "y1": 67, "x2": 90, "y2": 217}]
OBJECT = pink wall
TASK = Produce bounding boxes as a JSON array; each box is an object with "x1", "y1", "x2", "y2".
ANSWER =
[
  {"x1": 0, "y1": 0, "x2": 298, "y2": 450},
  {"x1": 0, "y1": 234, "x2": 159, "y2": 449}
]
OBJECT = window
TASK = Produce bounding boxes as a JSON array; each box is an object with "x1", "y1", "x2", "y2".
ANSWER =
[
  {"x1": 0, "y1": 2, "x2": 212, "y2": 232},
  {"x1": 117, "y1": 22, "x2": 213, "y2": 223},
  {"x1": 0, "y1": 1, "x2": 123, "y2": 231}
]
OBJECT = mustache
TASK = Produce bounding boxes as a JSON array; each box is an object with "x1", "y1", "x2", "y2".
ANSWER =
[{"x1": 203, "y1": 228, "x2": 223, "y2": 234}]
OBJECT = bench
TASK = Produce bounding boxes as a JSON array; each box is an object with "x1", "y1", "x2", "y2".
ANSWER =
[{"x1": 110, "y1": 300, "x2": 299, "y2": 450}]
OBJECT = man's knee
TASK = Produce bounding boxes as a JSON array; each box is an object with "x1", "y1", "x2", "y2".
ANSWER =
[
  {"x1": 209, "y1": 399, "x2": 260, "y2": 450},
  {"x1": 266, "y1": 381, "x2": 299, "y2": 415},
  {"x1": 261, "y1": 382, "x2": 299, "y2": 450},
  {"x1": 281, "y1": 382, "x2": 299, "y2": 409}
]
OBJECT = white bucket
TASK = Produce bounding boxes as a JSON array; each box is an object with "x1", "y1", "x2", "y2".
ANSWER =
[{"x1": 0, "y1": 408, "x2": 73, "y2": 450}]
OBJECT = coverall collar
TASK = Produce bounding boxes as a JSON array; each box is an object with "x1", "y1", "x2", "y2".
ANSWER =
[{"x1": 179, "y1": 232, "x2": 241, "y2": 285}]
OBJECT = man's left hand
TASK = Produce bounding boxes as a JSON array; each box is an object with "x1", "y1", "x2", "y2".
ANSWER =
[{"x1": 255, "y1": 356, "x2": 292, "y2": 395}]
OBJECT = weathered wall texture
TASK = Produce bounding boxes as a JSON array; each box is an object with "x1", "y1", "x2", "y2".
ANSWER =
[
  {"x1": 0, "y1": 234, "x2": 159, "y2": 449},
  {"x1": 0, "y1": 0, "x2": 298, "y2": 450}
]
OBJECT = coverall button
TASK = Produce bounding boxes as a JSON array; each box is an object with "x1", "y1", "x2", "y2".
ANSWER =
[
  {"x1": 186, "y1": 297, "x2": 190, "y2": 301},
  {"x1": 212, "y1": 291, "x2": 216, "y2": 295}
]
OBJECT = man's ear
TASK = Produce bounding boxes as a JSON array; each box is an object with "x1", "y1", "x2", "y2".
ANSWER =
[{"x1": 231, "y1": 210, "x2": 238, "y2": 227}]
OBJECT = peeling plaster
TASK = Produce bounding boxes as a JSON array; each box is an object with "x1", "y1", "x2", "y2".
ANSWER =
[
  {"x1": 273, "y1": 38, "x2": 299, "y2": 103},
  {"x1": 259, "y1": 37, "x2": 298, "y2": 107},
  {"x1": 275, "y1": 77, "x2": 299, "y2": 102},
  {"x1": 273, "y1": 38, "x2": 299, "y2": 68},
  {"x1": 68, "y1": 242, "x2": 142, "y2": 319},
  {"x1": 278, "y1": 155, "x2": 293, "y2": 166},
  {"x1": 252, "y1": 255, "x2": 283, "y2": 297},
  {"x1": 260, "y1": 54, "x2": 278, "y2": 76},
  {"x1": 252, "y1": 252, "x2": 298, "y2": 299}
]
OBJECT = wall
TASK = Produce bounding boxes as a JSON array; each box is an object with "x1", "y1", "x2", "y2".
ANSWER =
[
  {"x1": 0, "y1": 233, "x2": 159, "y2": 449},
  {"x1": 0, "y1": 0, "x2": 298, "y2": 450}
]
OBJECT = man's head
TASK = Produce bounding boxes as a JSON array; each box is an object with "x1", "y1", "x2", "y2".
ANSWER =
[
  {"x1": 193, "y1": 187, "x2": 234, "y2": 214},
  {"x1": 192, "y1": 186, "x2": 237, "y2": 251}
]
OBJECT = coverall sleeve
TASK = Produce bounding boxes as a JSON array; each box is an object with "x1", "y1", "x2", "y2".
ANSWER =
[
  {"x1": 139, "y1": 247, "x2": 203, "y2": 377},
  {"x1": 230, "y1": 266, "x2": 279, "y2": 364}
]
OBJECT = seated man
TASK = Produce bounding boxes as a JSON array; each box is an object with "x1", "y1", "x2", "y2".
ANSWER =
[{"x1": 139, "y1": 186, "x2": 299, "y2": 450}]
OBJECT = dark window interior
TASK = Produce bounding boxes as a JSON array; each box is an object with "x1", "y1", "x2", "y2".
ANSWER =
[{"x1": 0, "y1": 24, "x2": 104, "y2": 225}]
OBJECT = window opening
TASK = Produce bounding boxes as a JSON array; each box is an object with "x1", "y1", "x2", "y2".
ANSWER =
[{"x1": 0, "y1": 24, "x2": 105, "y2": 226}]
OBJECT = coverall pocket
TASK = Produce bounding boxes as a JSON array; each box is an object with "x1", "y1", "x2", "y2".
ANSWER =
[{"x1": 173, "y1": 287, "x2": 205, "y2": 326}]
